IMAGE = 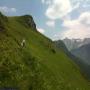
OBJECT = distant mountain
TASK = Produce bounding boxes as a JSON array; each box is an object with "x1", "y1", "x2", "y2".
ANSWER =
[
  {"x1": 63, "y1": 38, "x2": 90, "y2": 51},
  {"x1": 71, "y1": 44, "x2": 90, "y2": 64},
  {"x1": 71, "y1": 44, "x2": 90, "y2": 79}
]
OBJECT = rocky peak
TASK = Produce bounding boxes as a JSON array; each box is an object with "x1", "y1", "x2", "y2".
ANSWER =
[{"x1": 18, "y1": 15, "x2": 36, "y2": 30}]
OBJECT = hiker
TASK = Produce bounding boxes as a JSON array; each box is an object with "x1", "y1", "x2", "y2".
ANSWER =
[{"x1": 21, "y1": 39, "x2": 26, "y2": 47}]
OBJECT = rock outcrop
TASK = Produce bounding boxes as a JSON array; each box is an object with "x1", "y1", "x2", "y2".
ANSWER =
[
  {"x1": 18, "y1": 15, "x2": 36, "y2": 30},
  {"x1": 0, "y1": 12, "x2": 7, "y2": 31}
]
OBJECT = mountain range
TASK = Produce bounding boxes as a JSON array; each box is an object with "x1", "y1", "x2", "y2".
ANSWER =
[
  {"x1": 71, "y1": 44, "x2": 90, "y2": 64},
  {"x1": 63, "y1": 38, "x2": 90, "y2": 51}
]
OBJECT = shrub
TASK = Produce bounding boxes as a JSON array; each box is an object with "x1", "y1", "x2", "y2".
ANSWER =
[{"x1": 51, "y1": 48, "x2": 56, "y2": 54}]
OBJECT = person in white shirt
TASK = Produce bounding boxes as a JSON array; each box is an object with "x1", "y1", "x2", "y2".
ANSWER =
[{"x1": 21, "y1": 39, "x2": 26, "y2": 47}]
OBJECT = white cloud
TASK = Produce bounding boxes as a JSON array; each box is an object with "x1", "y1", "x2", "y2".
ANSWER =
[
  {"x1": 44, "y1": 0, "x2": 80, "y2": 20},
  {"x1": 0, "y1": 6, "x2": 16, "y2": 13},
  {"x1": 37, "y1": 28, "x2": 45, "y2": 34},
  {"x1": 61, "y1": 12, "x2": 90, "y2": 39},
  {"x1": 45, "y1": 0, "x2": 72, "y2": 20},
  {"x1": 11, "y1": 8, "x2": 16, "y2": 12},
  {"x1": 79, "y1": 12, "x2": 90, "y2": 25},
  {"x1": 73, "y1": 2, "x2": 80, "y2": 9},
  {"x1": 46, "y1": 20, "x2": 55, "y2": 27},
  {"x1": 42, "y1": 0, "x2": 51, "y2": 5},
  {"x1": 43, "y1": 0, "x2": 81, "y2": 28},
  {"x1": 42, "y1": 0, "x2": 45, "y2": 4}
]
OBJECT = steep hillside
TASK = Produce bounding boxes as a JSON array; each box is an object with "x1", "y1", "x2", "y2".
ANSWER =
[{"x1": 0, "y1": 12, "x2": 90, "y2": 90}]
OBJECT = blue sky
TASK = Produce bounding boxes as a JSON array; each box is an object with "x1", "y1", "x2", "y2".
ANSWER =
[{"x1": 0, "y1": 0, "x2": 90, "y2": 40}]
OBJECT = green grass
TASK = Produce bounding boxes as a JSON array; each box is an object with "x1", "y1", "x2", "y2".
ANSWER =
[{"x1": 0, "y1": 13, "x2": 90, "y2": 90}]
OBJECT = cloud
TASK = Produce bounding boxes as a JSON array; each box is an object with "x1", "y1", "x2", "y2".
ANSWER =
[
  {"x1": 46, "y1": 20, "x2": 55, "y2": 27},
  {"x1": 43, "y1": 0, "x2": 81, "y2": 28},
  {"x1": 37, "y1": 28, "x2": 45, "y2": 34},
  {"x1": 0, "y1": 6, "x2": 16, "y2": 13},
  {"x1": 44, "y1": 0, "x2": 80, "y2": 20},
  {"x1": 79, "y1": 12, "x2": 90, "y2": 25},
  {"x1": 61, "y1": 12, "x2": 90, "y2": 39},
  {"x1": 41, "y1": 0, "x2": 51, "y2": 5},
  {"x1": 45, "y1": 0, "x2": 72, "y2": 20},
  {"x1": 41, "y1": 0, "x2": 45, "y2": 4}
]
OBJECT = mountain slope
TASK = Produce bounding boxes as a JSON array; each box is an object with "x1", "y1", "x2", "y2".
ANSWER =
[
  {"x1": 71, "y1": 44, "x2": 90, "y2": 64},
  {"x1": 71, "y1": 44, "x2": 90, "y2": 79},
  {"x1": 0, "y1": 12, "x2": 90, "y2": 90}
]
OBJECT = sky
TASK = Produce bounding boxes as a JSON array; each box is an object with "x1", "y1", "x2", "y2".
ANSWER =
[{"x1": 0, "y1": 0, "x2": 90, "y2": 40}]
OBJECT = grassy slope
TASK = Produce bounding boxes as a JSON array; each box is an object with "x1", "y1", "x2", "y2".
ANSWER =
[{"x1": 0, "y1": 14, "x2": 90, "y2": 90}]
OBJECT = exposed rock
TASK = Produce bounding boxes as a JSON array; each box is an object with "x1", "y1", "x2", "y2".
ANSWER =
[
  {"x1": 0, "y1": 12, "x2": 7, "y2": 31},
  {"x1": 18, "y1": 15, "x2": 36, "y2": 30}
]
